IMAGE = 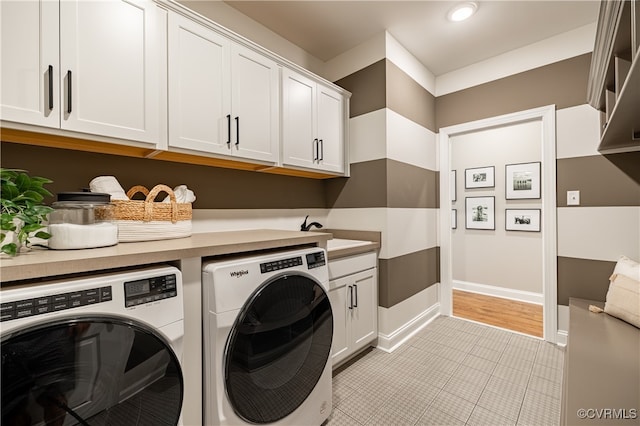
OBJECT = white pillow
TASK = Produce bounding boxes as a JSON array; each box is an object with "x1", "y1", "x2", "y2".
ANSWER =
[
  {"x1": 604, "y1": 273, "x2": 640, "y2": 329},
  {"x1": 612, "y1": 255, "x2": 640, "y2": 281}
]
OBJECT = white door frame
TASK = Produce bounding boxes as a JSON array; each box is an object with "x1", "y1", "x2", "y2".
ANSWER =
[{"x1": 438, "y1": 105, "x2": 558, "y2": 343}]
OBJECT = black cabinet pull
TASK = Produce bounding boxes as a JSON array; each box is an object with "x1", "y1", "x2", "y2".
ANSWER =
[
  {"x1": 313, "y1": 138, "x2": 318, "y2": 161},
  {"x1": 348, "y1": 285, "x2": 353, "y2": 309},
  {"x1": 235, "y1": 116, "x2": 239, "y2": 146},
  {"x1": 66, "y1": 70, "x2": 72, "y2": 114},
  {"x1": 353, "y1": 284, "x2": 358, "y2": 308},
  {"x1": 47, "y1": 65, "x2": 53, "y2": 111},
  {"x1": 226, "y1": 114, "x2": 231, "y2": 146},
  {"x1": 319, "y1": 139, "x2": 324, "y2": 161}
]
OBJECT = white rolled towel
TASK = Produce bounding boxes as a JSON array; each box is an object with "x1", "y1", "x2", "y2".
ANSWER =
[
  {"x1": 163, "y1": 185, "x2": 196, "y2": 204},
  {"x1": 89, "y1": 176, "x2": 128, "y2": 200}
]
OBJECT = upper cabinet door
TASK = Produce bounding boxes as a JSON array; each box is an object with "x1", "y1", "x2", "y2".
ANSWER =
[
  {"x1": 282, "y1": 68, "x2": 346, "y2": 174},
  {"x1": 281, "y1": 69, "x2": 317, "y2": 169},
  {"x1": 230, "y1": 44, "x2": 279, "y2": 163},
  {"x1": 168, "y1": 12, "x2": 231, "y2": 155},
  {"x1": 59, "y1": 0, "x2": 166, "y2": 146},
  {"x1": 317, "y1": 84, "x2": 345, "y2": 174},
  {"x1": 0, "y1": 0, "x2": 60, "y2": 128}
]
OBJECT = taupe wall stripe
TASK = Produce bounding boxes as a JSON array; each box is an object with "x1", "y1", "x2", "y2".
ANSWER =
[
  {"x1": 1, "y1": 143, "x2": 326, "y2": 209},
  {"x1": 387, "y1": 160, "x2": 439, "y2": 208},
  {"x1": 386, "y1": 60, "x2": 437, "y2": 133},
  {"x1": 436, "y1": 53, "x2": 592, "y2": 129},
  {"x1": 334, "y1": 59, "x2": 386, "y2": 119},
  {"x1": 557, "y1": 256, "x2": 616, "y2": 305},
  {"x1": 325, "y1": 160, "x2": 387, "y2": 208},
  {"x1": 325, "y1": 159, "x2": 438, "y2": 209},
  {"x1": 557, "y1": 153, "x2": 640, "y2": 207},
  {"x1": 379, "y1": 247, "x2": 440, "y2": 308}
]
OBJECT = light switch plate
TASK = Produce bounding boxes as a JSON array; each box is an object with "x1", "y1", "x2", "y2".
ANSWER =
[{"x1": 567, "y1": 190, "x2": 580, "y2": 206}]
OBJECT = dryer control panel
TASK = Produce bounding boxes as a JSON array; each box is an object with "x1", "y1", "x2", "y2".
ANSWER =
[{"x1": 124, "y1": 274, "x2": 177, "y2": 307}]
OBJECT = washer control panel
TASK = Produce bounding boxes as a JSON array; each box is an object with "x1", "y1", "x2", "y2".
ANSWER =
[
  {"x1": 124, "y1": 274, "x2": 177, "y2": 307},
  {"x1": 1, "y1": 286, "x2": 113, "y2": 322},
  {"x1": 260, "y1": 256, "x2": 303, "y2": 273},
  {"x1": 259, "y1": 251, "x2": 326, "y2": 274},
  {"x1": 306, "y1": 251, "x2": 326, "y2": 269}
]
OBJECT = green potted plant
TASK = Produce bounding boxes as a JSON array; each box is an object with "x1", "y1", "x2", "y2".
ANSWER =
[{"x1": 1, "y1": 168, "x2": 53, "y2": 256}]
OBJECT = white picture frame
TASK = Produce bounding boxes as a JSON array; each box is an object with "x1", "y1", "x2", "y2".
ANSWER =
[
  {"x1": 465, "y1": 196, "x2": 495, "y2": 230},
  {"x1": 506, "y1": 162, "x2": 541, "y2": 199},
  {"x1": 451, "y1": 170, "x2": 457, "y2": 202},
  {"x1": 505, "y1": 209, "x2": 541, "y2": 232},
  {"x1": 465, "y1": 166, "x2": 495, "y2": 189}
]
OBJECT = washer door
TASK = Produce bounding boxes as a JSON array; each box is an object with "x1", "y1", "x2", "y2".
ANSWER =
[
  {"x1": 1, "y1": 317, "x2": 183, "y2": 426},
  {"x1": 225, "y1": 273, "x2": 333, "y2": 424}
]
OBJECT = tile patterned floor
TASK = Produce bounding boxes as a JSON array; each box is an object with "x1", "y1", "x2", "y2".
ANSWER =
[{"x1": 326, "y1": 316, "x2": 565, "y2": 426}]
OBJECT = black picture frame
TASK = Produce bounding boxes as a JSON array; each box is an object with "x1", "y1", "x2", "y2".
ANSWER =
[
  {"x1": 465, "y1": 196, "x2": 495, "y2": 230},
  {"x1": 505, "y1": 162, "x2": 541, "y2": 199}
]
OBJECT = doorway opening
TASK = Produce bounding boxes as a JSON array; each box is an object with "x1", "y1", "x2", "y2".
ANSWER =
[{"x1": 439, "y1": 105, "x2": 557, "y2": 343}]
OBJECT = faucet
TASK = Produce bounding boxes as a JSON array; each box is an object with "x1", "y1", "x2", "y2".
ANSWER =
[{"x1": 300, "y1": 215, "x2": 323, "y2": 232}]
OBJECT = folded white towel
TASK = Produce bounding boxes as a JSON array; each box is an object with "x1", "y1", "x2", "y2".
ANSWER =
[
  {"x1": 163, "y1": 185, "x2": 196, "y2": 204},
  {"x1": 89, "y1": 176, "x2": 128, "y2": 200}
]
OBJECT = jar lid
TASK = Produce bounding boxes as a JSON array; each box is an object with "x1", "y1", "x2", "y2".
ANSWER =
[{"x1": 56, "y1": 192, "x2": 112, "y2": 203}]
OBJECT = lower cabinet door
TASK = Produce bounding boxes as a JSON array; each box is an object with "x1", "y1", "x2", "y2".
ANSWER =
[
  {"x1": 328, "y1": 278, "x2": 349, "y2": 366},
  {"x1": 350, "y1": 269, "x2": 378, "y2": 351}
]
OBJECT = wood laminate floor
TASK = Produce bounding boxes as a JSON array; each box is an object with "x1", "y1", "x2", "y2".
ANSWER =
[{"x1": 452, "y1": 290, "x2": 544, "y2": 338}]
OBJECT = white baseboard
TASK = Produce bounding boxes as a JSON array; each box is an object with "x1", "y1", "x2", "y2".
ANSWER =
[
  {"x1": 453, "y1": 280, "x2": 544, "y2": 305},
  {"x1": 556, "y1": 329, "x2": 568, "y2": 347},
  {"x1": 376, "y1": 303, "x2": 440, "y2": 353}
]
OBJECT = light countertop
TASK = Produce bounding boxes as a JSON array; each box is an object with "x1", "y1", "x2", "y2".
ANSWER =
[{"x1": 1, "y1": 229, "x2": 333, "y2": 283}]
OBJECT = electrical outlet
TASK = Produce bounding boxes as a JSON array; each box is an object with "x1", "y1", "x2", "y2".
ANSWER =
[{"x1": 567, "y1": 190, "x2": 580, "y2": 206}]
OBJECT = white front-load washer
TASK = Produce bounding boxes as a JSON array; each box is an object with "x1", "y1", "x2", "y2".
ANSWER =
[
  {"x1": 202, "y1": 247, "x2": 333, "y2": 425},
  {"x1": 1, "y1": 265, "x2": 185, "y2": 426}
]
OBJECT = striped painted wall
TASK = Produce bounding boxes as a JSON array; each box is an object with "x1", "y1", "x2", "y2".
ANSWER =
[{"x1": 327, "y1": 40, "x2": 441, "y2": 348}]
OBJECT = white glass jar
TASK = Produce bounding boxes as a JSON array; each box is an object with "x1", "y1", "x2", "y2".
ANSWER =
[{"x1": 48, "y1": 192, "x2": 118, "y2": 250}]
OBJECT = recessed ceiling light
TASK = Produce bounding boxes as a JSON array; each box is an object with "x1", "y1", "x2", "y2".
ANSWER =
[{"x1": 447, "y1": 2, "x2": 478, "y2": 22}]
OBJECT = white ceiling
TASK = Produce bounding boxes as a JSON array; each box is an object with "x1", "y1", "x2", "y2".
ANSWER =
[{"x1": 223, "y1": 0, "x2": 600, "y2": 76}]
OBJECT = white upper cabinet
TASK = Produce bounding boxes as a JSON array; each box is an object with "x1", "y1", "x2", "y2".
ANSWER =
[
  {"x1": 60, "y1": 0, "x2": 166, "y2": 146},
  {"x1": 168, "y1": 12, "x2": 279, "y2": 164},
  {"x1": 1, "y1": 0, "x2": 60, "y2": 128},
  {"x1": 282, "y1": 68, "x2": 345, "y2": 174},
  {"x1": 229, "y1": 44, "x2": 279, "y2": 163},
  {"x1": 1, "y1": 0, "x2": 166, "y2": 147},
  {"x1": 168, "y1": 12, "x2": 231, "y2": 155}
]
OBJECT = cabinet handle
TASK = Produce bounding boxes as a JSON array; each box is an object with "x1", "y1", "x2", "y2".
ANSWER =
[
  {"x1": 313, "y1": 138, "x2": 318, "y2": 161},
  {"x1": 319, "y1": 139, "x2": 324, "y2": 161},
  {"x1": 235, "y1": 116, "x2": 240, "y2": 146},
  {"x1": 226, "y1": 114, "x2": 231, "y2": 146},
  {"x1": 348, "y1": 285, "x2": 353, "y2": 309},
  {"x1": 353, "y1": 284, "x2": 358, "y2": 308},
  {"x1": 66, "y1": 70, "x2": 72, "y2": 114},
  {"x1": 48, "y1": 65, "x2": 53, "y2": 111}
]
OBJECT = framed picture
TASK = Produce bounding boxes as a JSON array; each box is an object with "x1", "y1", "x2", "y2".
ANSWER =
[
  {"x1": 505, "y1": 209, "x2": 541, "y2": 232},
  {"x1": 465, "y1": 166, "x2": 495, "y2": 189},
  {"x1": 451, "y1": 170, "x2": 457, "y2": 202},
  {"x1": 465, "y1": 196, "x2": 495, "y2": 230},
  {"x1": 506, "y1": 162, "x2": 541, "y2": 199},
  {"x1": 452, "y1": 209, "x2": 457, "y2": 229}
]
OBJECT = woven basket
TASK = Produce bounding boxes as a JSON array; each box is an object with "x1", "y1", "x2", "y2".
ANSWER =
[{"x1": 111, "y1": 184, "x2": 192, "y2": 242}]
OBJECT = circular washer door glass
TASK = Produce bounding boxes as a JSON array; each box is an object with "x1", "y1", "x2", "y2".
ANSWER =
[
  {"x1": 224, "y1": 274, "x2": 333, "y2": 423},
  {"x1": 1, "y1": 317, "x2": 183, "y2": 426}
]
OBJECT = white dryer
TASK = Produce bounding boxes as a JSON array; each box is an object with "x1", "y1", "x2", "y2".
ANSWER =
[
  {"x1": 0, "y1": 265, "x2": 184, "y2": 426},
  {"x1": 202, "y1": 247, "x2": 333, "y2": 425}
]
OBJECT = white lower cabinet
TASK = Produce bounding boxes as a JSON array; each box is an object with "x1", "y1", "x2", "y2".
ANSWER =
[{"x1": 328, "y1": 252, "x2": 378, "y2": 367}]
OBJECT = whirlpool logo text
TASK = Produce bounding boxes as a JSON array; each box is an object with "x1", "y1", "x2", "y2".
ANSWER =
[{"x1": 230, "y1": 270, "x2": 249, "y2": 278}]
